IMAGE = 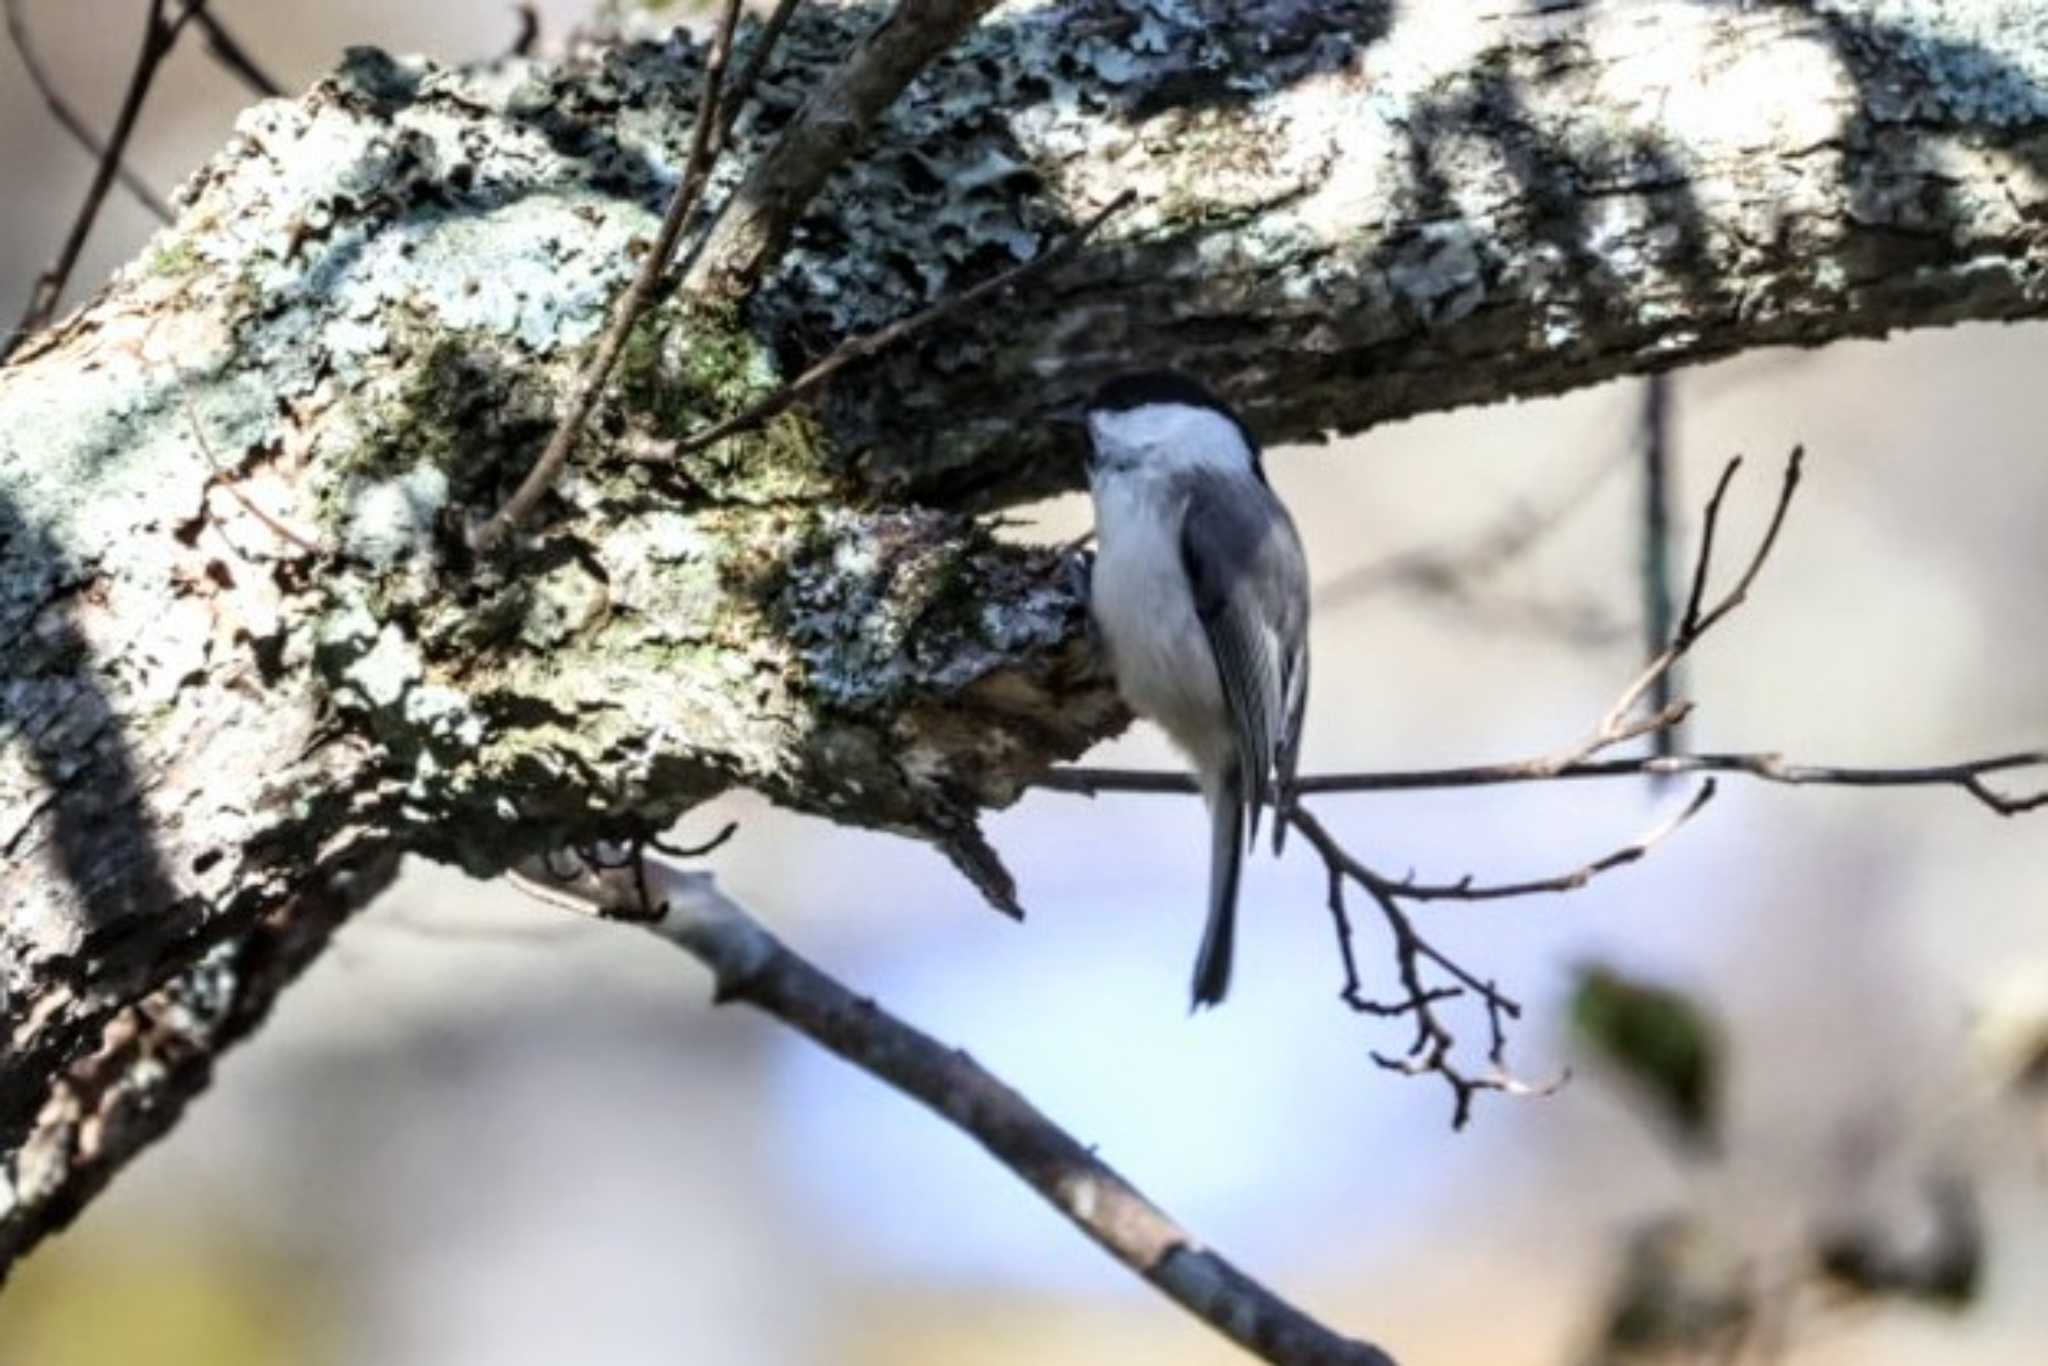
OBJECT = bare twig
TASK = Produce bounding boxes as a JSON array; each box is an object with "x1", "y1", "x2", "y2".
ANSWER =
[
  {"x1": 1285, "y1": 803, "x2": 1564, "y2": 1129},
  {"x1": 520, "y1": 850, "x2": 1401, "y2": 1366},
  {"x1": 472, "y1": 0, "x2": 745, "y2": 551},
  {"x1": 4, "y1": 0, "x2": 174, "y2": 224},
  {"x1": 1036, "y1": 749, "x2": 2048, "y2": 816},
  {"x1": 1036, "y1": 441, "x2": 2035, "y2": 1120},
  {"x1": 1283, "y1": 788, "x2": 1702, "y2": 1128},
  {"x1": 1539, "y1": 447, "x2": 1804, "y2": 774},
  {"x1": 6, "y1": 0, "x2": 211, "y2": 359},
  {"x1": 1343, "y1": 780, "x2": 1717, "y2": 904},
  {"x1": 190, "y1": 9, "x2": 281, "y2": 98},
  {"x1": 717, "y1": 0, "x2": 804, "y2": 143},
  {"x1": 687, "y1": 0, "x2": 1004, "y2": 298},
  {"x1": 653, "y1": 189, "x2": 1136, "y2": 463},
  {"x1": 1640, "y1": 374, "x2": 1682, "y2": 764},
  {"x1": 182, "y1": 396, "x2": 327, "y2": 558},
  {"x1": 506, "y1": 3, "x2": 539, "y2": 59}
]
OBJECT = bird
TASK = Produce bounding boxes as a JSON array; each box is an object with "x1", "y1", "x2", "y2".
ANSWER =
[{"x1": 1060, "y1": 370, "x2": 1310, "y2": 1008}]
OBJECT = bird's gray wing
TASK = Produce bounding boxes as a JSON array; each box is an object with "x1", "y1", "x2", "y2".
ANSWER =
[{"x1": 1179, "y1": 471, "x2": 1309, "y2": 848}]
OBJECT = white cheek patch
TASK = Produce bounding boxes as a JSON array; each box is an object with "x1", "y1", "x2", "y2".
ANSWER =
[{"x1": 1089, "y1": 404, "x2": 1254, "y2": 475}]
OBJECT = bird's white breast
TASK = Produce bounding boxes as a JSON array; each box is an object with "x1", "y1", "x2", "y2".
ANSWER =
[{"x1": 1088, "y1": 473, "x2": 1231, "y2": 777}]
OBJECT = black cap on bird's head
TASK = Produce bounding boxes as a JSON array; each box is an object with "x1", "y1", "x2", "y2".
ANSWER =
[
  {"x1": 1085, "y1": 369, "x2": 1235, "y2": 419},
  {"x1": 1073, "y1": 370, "x2": 1261, "y2": 483},
  {"x1": 1055, "y1": 368, "x2": 1264, "y2": 480}
]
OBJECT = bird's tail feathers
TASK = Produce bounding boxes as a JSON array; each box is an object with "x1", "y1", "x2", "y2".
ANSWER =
[{"x1": 1191, "y1": 765, "x2": 1244, "y2": 1010}]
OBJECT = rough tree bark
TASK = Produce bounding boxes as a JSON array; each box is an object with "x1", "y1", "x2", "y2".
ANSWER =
[{"x1": 5, "y1": 0, "x2": 2048, "y2": 1274}]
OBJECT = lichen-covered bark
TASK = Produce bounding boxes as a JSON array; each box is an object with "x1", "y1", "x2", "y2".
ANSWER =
[{"x1": 5, "y1": 0, "x2": 2048, "y2": 1275}]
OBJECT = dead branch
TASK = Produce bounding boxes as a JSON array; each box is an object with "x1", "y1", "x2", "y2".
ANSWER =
[
  {"x1": 4, "y1": 0, "x2": 221, "y2": 361},
  {"x1": 718, "y1": 0, "x2": 805, "y2": 144},
  {"x1": 686, "y1": 0, "x2": 1003, "y2": 299},
  {"x1": 519, "y1": 848, "x2": 1401, "y2": 1366},
  {"x1": 1539, "y1": 448, "x2": 1804, "y2": 774},
  {"x1": 472, "y1": 0, "x2": 745, "y2": 551},
  {"x1": 3, "y1": 0, "x2": 174, "y2": 224},
  {"x1": 1038, "y1": 749, "x2": 2048, "y2": 815},
  {"x1": 190, "y1": 8, "x2": 280, "y2": 98},
  {"x1": 1285, "y1": 802, "x2": 1561, "y2": 1130},
  {"x1": 6, "y1": 0, "x2": 210, "y2": 354}
]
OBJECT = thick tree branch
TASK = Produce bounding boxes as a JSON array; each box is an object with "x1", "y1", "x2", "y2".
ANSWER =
[
  {"x1": 524, "y1": 853, "x2": 1399, "y2": 1366},
  {"x1": 7, "y1": 0, "x2": 2048, "y2": 1275}
]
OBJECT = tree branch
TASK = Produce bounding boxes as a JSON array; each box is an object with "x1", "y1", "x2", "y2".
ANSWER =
[
  {"x1": 190, "y1": 8, "x2": 281, "y2": 98},
  {"x1": 521, "y1": 851, "x2": 1400, "y2": 1366},
  {"x1": 3, "y1": 0, "x2": 175, "y2": 225},
  {"x1": 8, "y1": 0, "x2": 2048, "y2": 1278},
  {"x1": 652, "y1": 187, "x2": 1134, "y2": 463},
  {"x1": 686, "y1": 0, "x2": 1002, "y2": 299},
  {"x1": 717, "y1": 0, "x2": 804, "y2": 143},
  {"x1": 5, "y1": 0, "x2": 205, "y2": 355},
  {"x1": 1039, "y1": 750, "x2": 2048, "y2": 816},
  {"x1": 471, "y1": 0, "x2": 745, "y2": 550}
]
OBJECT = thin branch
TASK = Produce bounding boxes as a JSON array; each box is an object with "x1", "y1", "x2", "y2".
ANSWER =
[
  {"x1": 471, "y1": 0, "x2": 744, "y2": 552},
  {"x1": 521, "y1": 852, "x2": 1400, "y2": 1366},
  {"x1": 7, "y1": 0, "x2": 211, "y2": 358},
  {"x1": 687, "y1": 0, "x2": 1004, "y2": 298},
  {"x1": 3, "y1": 0, "x2": 175, "y2": 224},
  {"x1": 182, "y1": 395, "x2": 327, "y2": 558},
  {"x1": 652, "y1": 189, "x2": 1136, "y2": 463},
  {"x1": 1036, "y1": 748, "x2": 2048, "y2": 816},
  {"x1": 1342, "y1": 780, "x2": 1717, "y2": 904},
  {"x1": 1285, "y1": 804, "x2": 1561, "y2": 1130},
  {"x1": 506, "y1": 3, "x2": 539, "y2": 59},
  {"x1": 1640, "y1": 374, "x2": 1681, "y2": 764},
  {"x1": 1540, "y1": 447, "x2": 1805, "y2": 774},
  {"x1": 190, "y1": 9, "x2": 281, "y2": 98},
  {"x1": 717, "y1": 0, "x2": 804, "y2": 143}
]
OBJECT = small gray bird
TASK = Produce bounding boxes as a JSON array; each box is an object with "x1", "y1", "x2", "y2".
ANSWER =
[{"x1": 1066, "y1": 371, "x2": 1310, "y2": 1008}]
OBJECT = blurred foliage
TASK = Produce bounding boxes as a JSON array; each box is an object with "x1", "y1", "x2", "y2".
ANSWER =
[
  {"x1": 1571, "y1": 963, "x2": 1722, "y2": 1156},
  {"x1": 0, "y1": 1227, "x2": 331, "y2": 1366},
  {"x1": 1815, "y1": 1173, "x2": 1983, "y2": 1311},
  {"x1": 1577, "y1": 1216, "x2": 1753, "y2": 1366}
]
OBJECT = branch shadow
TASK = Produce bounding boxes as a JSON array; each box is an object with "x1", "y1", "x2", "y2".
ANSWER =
[{"x1": 0, "y1": 488, "x2": 186, "y2": 1138}]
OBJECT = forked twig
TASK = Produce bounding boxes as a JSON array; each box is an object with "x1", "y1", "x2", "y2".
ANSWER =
[
  {"x1": 1539, "y1": 448, "x2": 1804, "y2": 774},
  {"x1": 6, "y1": 0, "x2": 211, "y2": 359},
  {"x1": 4, "y1": 0, "x2": 174, "y2": 224},
  {"x1": 1284, "y1": 787, "x2": 1709, "y2": 1127}
]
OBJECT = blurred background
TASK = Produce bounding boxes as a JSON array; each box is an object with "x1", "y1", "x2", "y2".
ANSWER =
[{"x1": 3, "y1": 3, "x2": 2046, "y2": 1363}]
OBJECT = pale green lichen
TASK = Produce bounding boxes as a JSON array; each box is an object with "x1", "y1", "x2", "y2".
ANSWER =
[
  {"x1": 145, "y1": 238, "x2": 204, "y2": 280},
  {"x1": 612, "y1": 298, "x2": 842, "y2": 504}
]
